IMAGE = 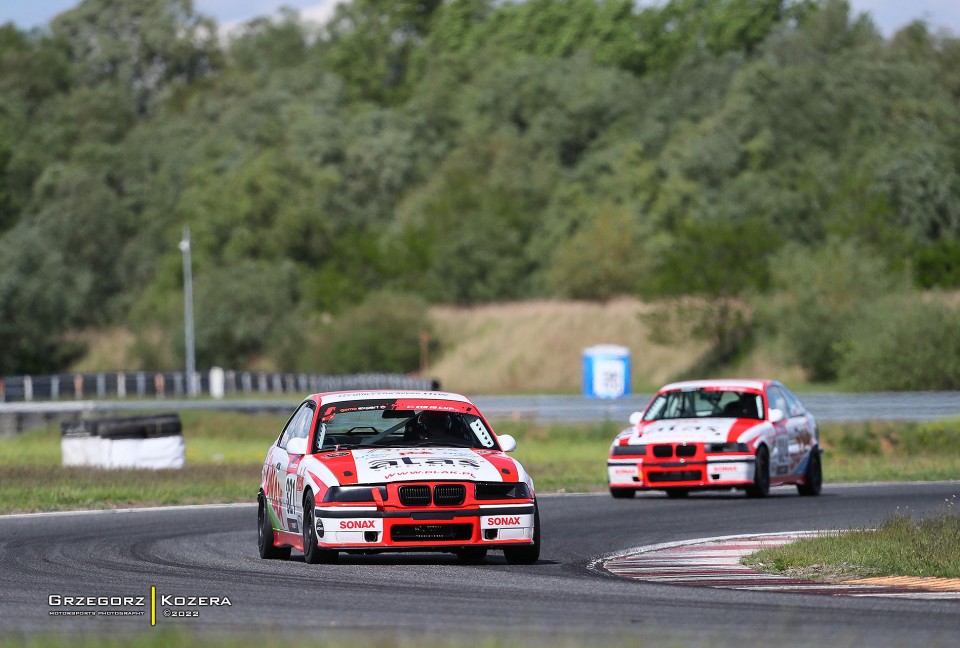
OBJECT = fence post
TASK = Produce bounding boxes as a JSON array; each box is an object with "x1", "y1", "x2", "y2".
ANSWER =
[{"x1": 117, "y1": 372, "x2": 126, "y2": 399}]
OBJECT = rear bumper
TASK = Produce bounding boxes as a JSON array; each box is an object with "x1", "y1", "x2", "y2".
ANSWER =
[
  {"x1": 311, "y1": 503, "x2": 535, "y2": 549},
  {"x1": 608, "y1": 456, "x2": 755, "y2": 490}
]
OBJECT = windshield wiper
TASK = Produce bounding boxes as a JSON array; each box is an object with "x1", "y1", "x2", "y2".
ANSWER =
[
  {"x1": 409, "y1": 440, "x2": 473, "y2": 448},
  {"x1": 322, "y1": 442, "x2": 366, "y2": 450}
]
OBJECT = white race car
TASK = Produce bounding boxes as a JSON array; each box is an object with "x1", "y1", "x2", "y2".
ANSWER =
[
  {"x1": 607, "y1": 379, "x2": 821, "y2": 498},
  {"x1": 258, "y1": 390, "x2": 540, "y2": 564}
]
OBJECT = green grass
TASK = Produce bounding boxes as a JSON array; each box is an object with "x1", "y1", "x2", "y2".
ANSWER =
[
  {"x1": 1, "y1": 414, "x2": 959, "y2": 514},
  {"x1": 0, "y1": 411, "x2": 283, "y2": 514},
  {"x1": 743, "y1": 513, "x2": 960, "y2": 580},
  {"x1": 500, "y1": 420, "x2": 621, "y2": 492},
  {"x1": 820, "y1": 419, "x2": 960, "y2": 481}
]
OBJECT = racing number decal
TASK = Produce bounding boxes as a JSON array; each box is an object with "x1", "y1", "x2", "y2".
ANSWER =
[
  {"x1": 284, "y1": 475, "x2": 297, "y2": 516},
  {"x1": 773, "y1": 435, "x2": 790, "y2": 475},
  {"x1": 773, "y1": 435, "x2": 789, "y2": 461}
]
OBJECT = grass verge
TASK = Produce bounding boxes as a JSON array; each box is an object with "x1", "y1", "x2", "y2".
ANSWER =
[
  {"x1": 743, "y1": 513, "x2": 960, "y2": 580},
  {"x1": 0, "y1": 414, "x2": 958, "y2": 514}
]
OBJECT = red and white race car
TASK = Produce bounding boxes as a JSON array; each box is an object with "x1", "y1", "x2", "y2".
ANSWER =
[
  {"x1": 607, "y1": 379, "x2": 821, "y2": 498},
  {"x1": 258, "y1": 390, "x2": 540, "y2": 564}
]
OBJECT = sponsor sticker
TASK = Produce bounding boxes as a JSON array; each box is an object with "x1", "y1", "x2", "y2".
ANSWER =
[
  {"x1": 480, "y1": 514, "x2": 533, "y2": 529},
  {"x1": 325, "y1": 517, "x2": 383, "y2": 532},
  {"x1": 711, "y1": 464, "x2": 739, "y2": 473}
]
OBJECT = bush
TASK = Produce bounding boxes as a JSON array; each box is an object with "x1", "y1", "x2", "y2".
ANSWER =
[
  {"x1": 312, "y1": 291, "x2": 434, "y2": 374},
  {"x1": 760, "y1": 239, "x2": 901, "y2": 382},
  {"x1": 839, "y1": 296, "x2": 960, "y2": 390},
  {"x1": 191, "y1": 260, "x2": 303, "y2": 368}
]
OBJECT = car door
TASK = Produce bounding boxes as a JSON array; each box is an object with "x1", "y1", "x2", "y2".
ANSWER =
[
  {"x1": 274, "y1": 403, "x2": 313, "y2": 534},
  {"x1": 782, "y1": 385, "x2": 815, "y2": 471},
  {"x1": 765, "y1": 385, "x2": 793, "y2": 478}
]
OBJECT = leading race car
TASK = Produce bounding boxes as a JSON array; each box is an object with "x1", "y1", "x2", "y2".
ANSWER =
[
  {"x1": 258, "y1": 390, "x2": 540, "y2": 564},
  {"x1": 607, "y1": 379, "x2": 821, "y2": 499}
]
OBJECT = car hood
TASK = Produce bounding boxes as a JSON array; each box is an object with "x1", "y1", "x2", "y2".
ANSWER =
[
  {"x1": 631, "y1": 418, "x2": 766, "y2": 444},
  {"x1": 315, "y1": 447, "x2": 513, "y2": 485}
]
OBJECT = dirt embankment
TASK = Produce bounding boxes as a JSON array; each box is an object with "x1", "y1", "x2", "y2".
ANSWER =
[{"x1": 427, "y1": 298, "x2": 711, "y2": 394}]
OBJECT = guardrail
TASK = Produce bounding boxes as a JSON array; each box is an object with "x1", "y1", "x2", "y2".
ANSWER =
[{"x1": 0, "y1": 370, "x2": 438, "y2": 403}]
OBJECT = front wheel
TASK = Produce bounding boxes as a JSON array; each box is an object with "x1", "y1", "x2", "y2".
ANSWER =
[
  {"x1": 746, "y1": 446, "x2": 770, "y2": 498},
  {"x1": 797, "y1": 447, "x2": 823, "y2": 496},
  {"x1": 610, "y1": 487, "x2": 635, "y2": 499},
  {"x1": 257, "y1": 492, "x2": 291, "y2": 560},
  {"x1": 302, "y1": 491, "x2": 338, "y2": 564},
  {"x1": 665, "y1": 488, "x2": 689, "y2": 499},
  {"x1": 503, "y1": 501, "x2": 540, "y2": 565}
]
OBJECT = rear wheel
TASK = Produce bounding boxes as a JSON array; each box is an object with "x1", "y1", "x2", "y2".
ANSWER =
[
  {"x1": 797, "y1": 447, "x2": 823, "y2": 496},
  {"x1": 609, "y1": 487, "x2": 636, "y2": 499},
  {"x1": 503, "y1": 500, "x2": 541, "y2": 565},
  {"x1": 302, "y1": 491, "x2": 338, "y2": 564},
  {"x1": 746, "y1": 446, "x2": 770, "y2": 498},
  {"x1": 257, "y1": 492, "x2": 290, "y2": 560}
]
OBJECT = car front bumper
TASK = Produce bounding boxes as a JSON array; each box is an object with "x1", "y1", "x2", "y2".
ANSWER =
[
  {"x1": 312, "y1": 503, "x2": 536, "y2": 549},
  {"x1": 608, "y1": 455, "x2": 756, "y2": 490}
]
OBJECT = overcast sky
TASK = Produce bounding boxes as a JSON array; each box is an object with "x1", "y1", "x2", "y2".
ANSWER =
[{"x1": 1, "y1": 0, "x2": 958, "y2": 39}]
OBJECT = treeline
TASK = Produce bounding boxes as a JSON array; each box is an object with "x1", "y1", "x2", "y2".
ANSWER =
[{"x1": 1, "y1": 0, "x2": 959, "y2": 388}]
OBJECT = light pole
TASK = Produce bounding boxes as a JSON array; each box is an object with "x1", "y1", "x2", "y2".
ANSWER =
[{"x1": 179, "y1": 225, "x2": 196, "y2": 397}]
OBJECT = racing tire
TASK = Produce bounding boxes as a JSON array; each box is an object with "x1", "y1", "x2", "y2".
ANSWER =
[
  {"x1": 609, "y1": 487, "x2": 636, "y2": 499},
  {"x1": 746, "y1": 446, "x2": 770, "y2": 498},
  {"x1": 257, "y1": 492, "x2": 291, "y2": 560},
  {"x1": 455, "y1": 547, "x2": 488, "y2": 564},
  {"x1": 665, "y1": 488, "x2": 689, "y2": 499},
  {"x1": 796, "y1": 447, "x2": 823, "y2": 496},
  {"x1": 503, "y1": 500, "x2": 540, "y2": 565},
  {"x1": 302, "y1": 491, "x2": 338, "y2": 564}
]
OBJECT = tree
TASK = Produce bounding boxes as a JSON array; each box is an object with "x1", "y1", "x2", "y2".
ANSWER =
[
  {"x1": 0, "y1": 224, "x2": 90, "y2": 373},
  {"x1": 51, "y1": 0, "x2": 219, "y2": 114},
  {"x1": 322, "y1": 0, "x2": 442, "y2": 104}
]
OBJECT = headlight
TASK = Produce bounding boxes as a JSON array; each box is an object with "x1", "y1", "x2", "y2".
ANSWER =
[
  {"x1": 322, "y1": 486, "x2": 387, "y2": 503},
  {"x1": 705, "y1": 442, "x2": 749, "y2": 453},
  {"x1": 611, "y1": 444, "x2": 646, "y2": 456},
  {"x1": 475, "y1": 482, "x2": 531, "y2": 500}
]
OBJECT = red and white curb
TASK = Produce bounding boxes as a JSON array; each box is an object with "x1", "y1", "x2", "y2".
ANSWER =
[{"x1": 590, "y1": 532, "x2": 960, "y2": 600}]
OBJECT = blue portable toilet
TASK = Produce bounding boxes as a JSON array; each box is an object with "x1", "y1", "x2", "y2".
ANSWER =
[{"x1": 582, "y1": 344, "x2": 631, "y2": 399}]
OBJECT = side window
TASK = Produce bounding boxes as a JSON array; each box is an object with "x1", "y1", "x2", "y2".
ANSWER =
[
  {"x1": 278, "y1": 404, "x2": 311, "y2": 449},
  {"x1": 782, "y1": 387, "x2": 805, "y2": 418},
  {"x1": 766, "y1": 386, "x2": 789, "y2": 418},
  {"x1": 297, "y1": 405, "x2": 316, "y2": 442}
]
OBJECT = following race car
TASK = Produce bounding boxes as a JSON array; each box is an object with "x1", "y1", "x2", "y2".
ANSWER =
[
  {"x1": 258, "y1": 390, "x2": 540, "y2": 564},
  {"x1": 607, "y1": 379, "x2": 821, "y2": 499}
]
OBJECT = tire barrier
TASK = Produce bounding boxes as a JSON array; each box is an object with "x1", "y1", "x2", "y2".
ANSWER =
[
  {"x1": 0, "y1": 371, "x2": 439, "y2": 403},
  {"x1": 61, "y1": 413, "x2": 185, "y2": 469},
  {"x1": 62, "y1": 413, "x2": 183, "y2": 440}
]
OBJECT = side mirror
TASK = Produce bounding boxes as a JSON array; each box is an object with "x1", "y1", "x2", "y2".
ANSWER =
[
  {"x1": 768, "y1": 408, "x2": 785, "y2": 424},
  {"x1": 498, "y1": 434, "x2": 517, "y2": 452},
  {"x1": 628, "y1": 411, "x2": 643, "y2": 426},
  {"x1": 286, "y1": 437, "x2": 308, "y2": 455}
]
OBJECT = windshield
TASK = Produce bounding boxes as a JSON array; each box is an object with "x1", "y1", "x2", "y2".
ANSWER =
[
  {"x1": 643, "y1": 389, "x2": 764, "y2": 421},
  {"x1": 313, "y1": 399, "x2": 498, "y2": 452}
]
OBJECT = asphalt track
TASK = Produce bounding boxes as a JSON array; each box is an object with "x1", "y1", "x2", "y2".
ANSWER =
[{"x1": 1, "y1": 481, "x2": 959, "y2": 646}]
